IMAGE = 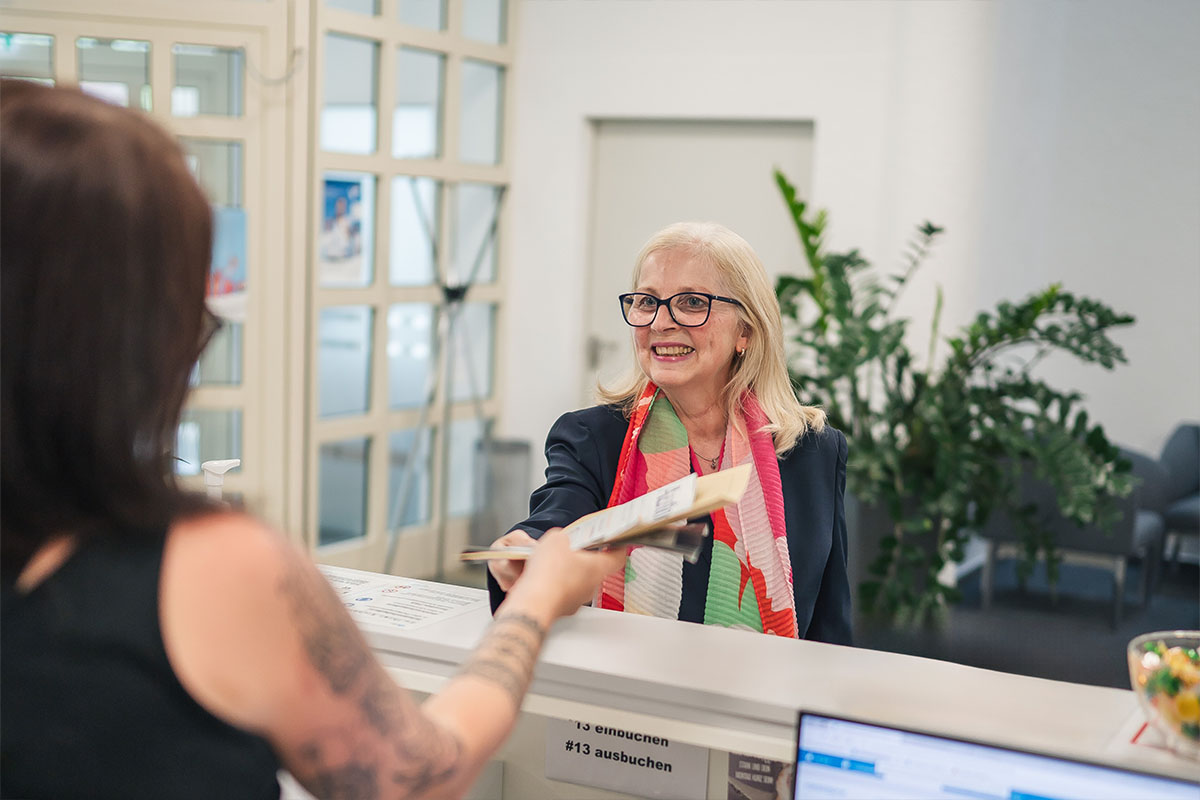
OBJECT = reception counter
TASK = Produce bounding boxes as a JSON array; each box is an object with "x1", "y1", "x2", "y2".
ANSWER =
[{"x1": 321, "y1": 566, "x2": 1198, "y2": 798}]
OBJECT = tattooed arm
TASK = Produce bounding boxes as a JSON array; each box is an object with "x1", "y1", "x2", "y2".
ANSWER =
[{"x1": 160, "y1": 513, "x2": 622, "y2": 799}]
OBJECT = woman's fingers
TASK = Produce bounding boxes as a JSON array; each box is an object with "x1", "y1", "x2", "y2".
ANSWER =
[
  {"x1": 486, "y1": 529, "x2": 536, "y2": 591},
  {"x1": 516, "y1": 529, "x2": 628, "y2": 618}
]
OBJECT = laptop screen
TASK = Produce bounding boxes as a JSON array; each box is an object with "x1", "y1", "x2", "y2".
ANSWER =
[{"x1": 793, "y1": 711, "x2": 1197, "y2": 800}]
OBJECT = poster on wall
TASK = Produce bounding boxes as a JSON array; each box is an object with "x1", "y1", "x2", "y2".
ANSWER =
[
  {"x1": 206, "y1": 205, "x2": 247, "y2": 323},
  {"x1": 319, "y1": 177, "x2": 368, "y2": 286}
]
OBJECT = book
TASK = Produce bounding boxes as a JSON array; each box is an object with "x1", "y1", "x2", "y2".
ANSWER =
[
  {"x1": 461, "y1": 522, "x2": 713, "y2": 564},
  {"x1": 458, "y1": 463, "x2": 751, "y2": 564}
]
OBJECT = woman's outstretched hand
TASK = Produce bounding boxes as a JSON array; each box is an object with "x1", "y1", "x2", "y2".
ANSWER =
[{"x1": 509, "y1": 528, "x2": 626, "y2": 619}]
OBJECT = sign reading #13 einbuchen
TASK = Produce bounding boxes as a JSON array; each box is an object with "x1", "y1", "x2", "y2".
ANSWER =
[{"x1": 544, "y1": 718, "x2": 708, "y2": 799}]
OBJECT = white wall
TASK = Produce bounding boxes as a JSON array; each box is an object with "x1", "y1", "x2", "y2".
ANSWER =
[
  {"x1": 970, "y1": 1, "x2": 1200, "y2": 457},
  {"x1": 500, "y1": 0, "x2": 1200, "y2": 488}
]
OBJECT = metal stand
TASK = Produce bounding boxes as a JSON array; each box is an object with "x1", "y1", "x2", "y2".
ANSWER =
[{"x1": 383, "y1": 183, "x2": 507, "y2": 577}]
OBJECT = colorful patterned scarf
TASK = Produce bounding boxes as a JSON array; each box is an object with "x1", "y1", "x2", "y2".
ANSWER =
[{"x1": 597, "y1": 383, "x2": 798, "y2": 638}]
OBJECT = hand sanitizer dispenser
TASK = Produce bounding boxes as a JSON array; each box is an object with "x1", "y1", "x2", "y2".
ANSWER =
[{"x1": 201, "y1": 459, "x2": 241, "y2": 500}]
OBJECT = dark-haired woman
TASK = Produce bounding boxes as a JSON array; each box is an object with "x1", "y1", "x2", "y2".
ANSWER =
[{"x1": 0, "y1": 79, "x2": 624, "y2": 799}]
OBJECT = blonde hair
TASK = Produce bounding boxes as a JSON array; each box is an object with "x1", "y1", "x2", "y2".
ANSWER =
[{"x1": 597, "y1": 221, "x2": 825, "y2": 454}]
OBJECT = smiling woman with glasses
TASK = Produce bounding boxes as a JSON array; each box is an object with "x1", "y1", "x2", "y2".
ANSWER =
[{"x1": 486, "y1": 221, "x2": 852, "y2": 646}]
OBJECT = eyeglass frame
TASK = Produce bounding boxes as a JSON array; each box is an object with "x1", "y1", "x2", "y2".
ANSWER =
[
  {"x1": 617, "y1": 291, "x2": 744, "y2": 328},
  {"x1": 197, "y1": 308, "x2": 225, "y2": 357}
]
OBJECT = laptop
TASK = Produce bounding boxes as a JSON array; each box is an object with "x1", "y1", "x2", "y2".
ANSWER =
[{"x1": 792, "y1": 711, "x2": 1198, "y2": 799}]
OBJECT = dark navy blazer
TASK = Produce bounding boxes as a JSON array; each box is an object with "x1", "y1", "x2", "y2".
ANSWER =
[{"x1": 487, "y1": 405, "x2": 853, "y2": 645}]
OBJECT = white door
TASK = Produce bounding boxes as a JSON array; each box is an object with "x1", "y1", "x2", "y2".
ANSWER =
[{"x1": 583, "y1": 119, "x2": 815, "y2": 403}]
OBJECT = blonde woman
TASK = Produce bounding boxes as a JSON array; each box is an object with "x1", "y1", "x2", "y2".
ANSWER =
[{"x1": 489, "y1": 222, "x2": 851, "y2": 643}]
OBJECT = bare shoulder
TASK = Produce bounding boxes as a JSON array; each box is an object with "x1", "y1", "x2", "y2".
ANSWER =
[
  {"x1": 166, "y1": 510, "x2": 293, "y2": 571},
  {"x1": 161, "y1": 511, "x2": 314, "y2": 733},
  {"x1": 162, "y1": 513, "x2": 469, "y2": 796}
]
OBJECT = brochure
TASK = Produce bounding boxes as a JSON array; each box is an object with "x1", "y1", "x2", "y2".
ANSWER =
[{"x1": 458, "y1": 463, "x2": 751, "y2": 562}]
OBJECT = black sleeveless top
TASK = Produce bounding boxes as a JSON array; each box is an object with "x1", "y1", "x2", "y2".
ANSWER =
[{"x1": 1, "y1": 531, "x2": 281, "y2": 799}]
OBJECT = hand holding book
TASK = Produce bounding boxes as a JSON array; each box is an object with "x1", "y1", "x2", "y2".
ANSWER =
[{"x1": 460, "y1": 464, "x2": 751, "y2": 565}]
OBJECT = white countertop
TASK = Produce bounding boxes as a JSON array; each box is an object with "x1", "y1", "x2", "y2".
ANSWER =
[{"x1": 327, "y1": 567, "x2": 1199, "y2": 782}]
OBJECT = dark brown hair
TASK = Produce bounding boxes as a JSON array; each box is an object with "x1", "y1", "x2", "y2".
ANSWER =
[{"x1": 1, "y1": 80, "x2": 217, "y2": 575}]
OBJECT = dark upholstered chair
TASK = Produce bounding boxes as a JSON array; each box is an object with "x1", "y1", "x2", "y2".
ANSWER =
[
  {"x1": 977, "y1": 448, "x2": 1167, "y2": 629},
  {"x1": 1160, "y1": 423, "x2": 1200, "y2": 571}
]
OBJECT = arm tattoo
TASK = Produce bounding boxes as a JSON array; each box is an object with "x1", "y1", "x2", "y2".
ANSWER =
[
  {"x1": 457, "y1": 658, "x2": 526, "y2": 702},
  {"x1": 493, "y1": 611, "x2": 546, "y2": 640},
  {"x1": 277, "y1": 549, "x2": 370, "y2": 694},
  {"x1": 456, "y1": 612, "x2": 547, "y2": 707},
  {"x1": 277, "y1": 545, "x2": 465, "y2": 797}
]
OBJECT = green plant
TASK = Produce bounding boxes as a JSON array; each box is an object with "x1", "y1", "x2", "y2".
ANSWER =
[{"x1": 773, "y1": 169, "x2": 1136, "y2": 624}]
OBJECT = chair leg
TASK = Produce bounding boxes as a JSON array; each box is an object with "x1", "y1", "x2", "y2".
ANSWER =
[
  {"x1": 1112, "y1": 556, "x2": 1126, "y2": 630},
  {"x1": 1165, "y1": 532, "x2": 1181, "y2": 575},
  {"x1": 982, "y1": 541, "x2": 996, "y2": 610}
]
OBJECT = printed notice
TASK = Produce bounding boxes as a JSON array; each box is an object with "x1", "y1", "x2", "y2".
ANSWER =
[
  {"x1": 728, "y1": 752, "x2": 793, "y2": 800},
  {"x1": 318, "y1": 565, "x2": 487, "y2": 632},
  {"x1": 545, "y1": 718, "x2": 708, "y2": 799}
]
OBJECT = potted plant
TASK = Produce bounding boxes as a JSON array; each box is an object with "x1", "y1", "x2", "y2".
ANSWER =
[{"x1": 773, "y1": 170, "x2": 1136, "y2": 625}]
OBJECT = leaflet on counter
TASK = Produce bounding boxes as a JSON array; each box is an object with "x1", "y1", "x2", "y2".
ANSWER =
[{"x1": 318, "y1": 564, "x2": 488, "y2": 631}]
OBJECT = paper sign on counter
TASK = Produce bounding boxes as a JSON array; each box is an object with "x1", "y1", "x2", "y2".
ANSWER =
[
  {"x1": 727, "y1": 752, "x2": 792, "y2": 800},
  {"x1": 545, "y1": 717, "x2": 708, "y2": 799},
  {"x1": 319, "y1": 565, "x2": 487, "y2": 632}
]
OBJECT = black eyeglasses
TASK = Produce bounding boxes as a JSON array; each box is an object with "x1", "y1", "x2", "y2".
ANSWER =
[
  {"x1": 618, "y1": 291, "x2": 743, "y2": 328},
  {"x1": 198, "y1": 308, "x2": 224, "y2": 355}
]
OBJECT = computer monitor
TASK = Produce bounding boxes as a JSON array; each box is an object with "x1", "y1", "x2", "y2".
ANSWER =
[{"x1": 793, "y1": 711, "x2": 1198, "y2": 800}]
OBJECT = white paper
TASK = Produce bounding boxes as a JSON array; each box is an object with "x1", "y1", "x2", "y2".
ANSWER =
[
  {"x1": 568, "y1": 473, "x2": 698, "y2": 550},
  {"x1": 319, "y1": 565, "x2": 487, "y2": 632},
  {"x1": 544, "y1": 717, "x2": 709, "y2": 799}
]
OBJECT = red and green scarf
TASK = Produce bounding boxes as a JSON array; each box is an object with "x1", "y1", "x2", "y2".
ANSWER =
[{"x1": 597, "y1": 383, "x2": 798, "y2": 638}]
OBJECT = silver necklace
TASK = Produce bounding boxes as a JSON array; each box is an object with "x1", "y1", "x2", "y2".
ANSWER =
[{"x1": 693, "y1": 449, "x2": 719, "y2": 471}]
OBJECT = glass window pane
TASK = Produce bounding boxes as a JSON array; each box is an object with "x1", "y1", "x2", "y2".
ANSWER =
[
  {"x1": 175, "y1": 409, "x2": 242, "y2": 476},
  {"x1": 77, "y1": 37, "x2": 151, "y2": 110},
  {"x1": 463, "y1": 0, "x2": 506, "y2": 44},
  {"x1": 321, "y1": 33, "x2": 378, "y2": 154},
  {"x1": 387, "y1": 303, "x2": 435, "y2": 409},
  {"x1": 448, "y1": 418, "x2": 488, "y2": 517},
  {"x1": 319, "y1": 437, "x2": 370, "y2": 546},
  {"x1": 320, "y1": 172, "x2": 376, "y2": 287},
  {"x1": 459, "y1": 60, "x2": 504, "y2": 165},
  {"x1": 193, "y1": 321, "x2": 243, "y2": 386},
  {"x1": 390, "y1": 176, "x2": 440, "y2": 286},
  {"x1": 318, "y1": 306, "x2": 374, "y2": 418},
  {"x1": 450, "y1": 182, "x2": 501, "y2": 285},
  {"x1": 173, "y1": 44, "x2": 243, "y2": 117},
  {"x1": 328, "y1": 0, "x2": 378, "y2": 14},
  {"x1": 451, "y1": 303, "x2": 494, "y2": 402},
  {"x1": 398, "y1": 0, "x2": 445, "y2": 31},
  {"x1": 393, "y1": 47, "x2": 444, "y2": 159},
  {"x1": 181, "y1": 139, "x2": 243, "y2": 207},
  {"x1": 387, "y1": 429, "x2": 431, "y2": 528},
  {"x1": 0, "y1": 33, "x2": 54, "y2": 82}
]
